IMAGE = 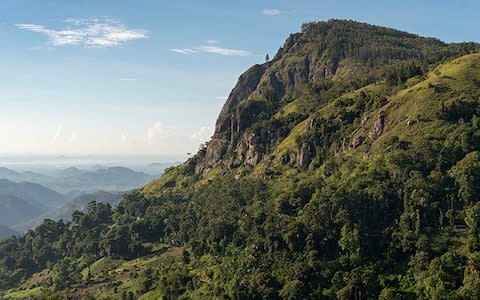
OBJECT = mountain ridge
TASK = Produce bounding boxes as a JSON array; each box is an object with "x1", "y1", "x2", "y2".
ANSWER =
[{"x1": 2, "y1": 19, "x2": 480, "y2": 299}]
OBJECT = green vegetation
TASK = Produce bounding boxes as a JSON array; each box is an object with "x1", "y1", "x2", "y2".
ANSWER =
[{"x1": 2, "y1": 19, "x2": 480, "y2": 299}]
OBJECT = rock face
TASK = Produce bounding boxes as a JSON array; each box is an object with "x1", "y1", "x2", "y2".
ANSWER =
[
  {"x1": 243, "y1": 134, "x2": 262, "y2": 167},
  {"x1": 305, "y1": 117, "x2": 315, "y2": 132},
  {"x1": 297, "y1": 143, "x2": 315, "y2": 168},
  {"x1": 351, "y1": 135, "x2": 364, "y2": 148},
  {"x1": 201, "y1": 47, "x2": 340, "y2": 171},
  {"x1": 406, "y1": 119, "x2": 417, "y2": 126},
  {"x1": 369, "y1": 111, "x2": 387, "y2": 139}
]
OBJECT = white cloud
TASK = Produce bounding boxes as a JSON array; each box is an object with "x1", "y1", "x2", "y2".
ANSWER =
[
  {"x1": 16, "y1": 18, "x2": 148, "y2": 48},
  {"x1": 172, "y1": 41, "x2": 251, "y2": 57},
  {"x1": 263, "y1": 9, "x2": 282, "y2": 15},
  {"x1": 147, "y1": 122, "x2": 167, "y2": 145},
  {"x1": 197, "y1": 45, "x2": 251, "y2": 57},
  {"x1": 68, "y1": 132, "x2": 77, "y2": 144},
  {"x1": 215, "y1": 96, "x2": 228, "y2": 100},
  {"x1": 51, "y1": 124, "x2": 63, "y2": 144},
  {"x1": 170, "y1": 48, "x2": 196, "y2": 55},
  {"x1": 120, "y1": 133, "x2": 128, "y2": 144},
  {"x1": 191, "y1": 126, "x2": 212, "y2": 143},
  {"x1": 119, "y1": 78, "x2": 137, "y2": 81}
]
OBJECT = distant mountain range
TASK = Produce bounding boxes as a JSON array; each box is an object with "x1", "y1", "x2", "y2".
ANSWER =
[
  {"x1": 0, "y1": 179, "x2": 66, "y2": 227},
  {"x1": 0, "y1": 166, "x2": 159, "y2": 194},
  {"x1": 0, "y1": 166, "x2": 165, "y2": 231}
]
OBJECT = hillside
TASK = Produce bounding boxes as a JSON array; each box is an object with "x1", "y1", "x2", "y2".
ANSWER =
[
  {"x1": 0, "y1": 179, "x2": 65, "y2": 209},
  {"x1": 0, "y1": 179, "x2": 66, "y2": 227},
  {"x1": 2, "y1": 19, "x2": 480, "y2": 299},
  {"x1": 0, "y1": 195, "x2": 48, "y2": 227},
  {"x1": 13, "y1": 191, "x2": 124, "y2": 232}
]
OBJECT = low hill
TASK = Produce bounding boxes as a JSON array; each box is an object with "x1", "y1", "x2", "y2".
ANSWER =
[
  {"x1": 0, "y1": 179, "x2": 65, "y2": 209},
  {"x1": 0, "y1": 194, "x2": 47, "y2": 227},
  {"x1": 13, "y1": 191, "x2": 124, "y2": 232}
]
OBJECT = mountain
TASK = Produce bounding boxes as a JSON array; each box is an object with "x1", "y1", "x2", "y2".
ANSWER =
[
  {"x1": 0, "y1": 226, "x2": 17, "y2": 240},
  {"x1": 2, "y1": 20, "x2": 480, "y2": 299},
  {"x1": 0, "y1": 179, "x2": 65, "y2": 209},
  {"x1": 0, "y1": 167, "x2": 48, "y2": 183},
  {"x1": 0, "y1": 194, "x2": 46, "y2": 227},
  {"x1": 0, "y1": 179, "x2": 66, "y2": 227},
  {"x1": 45, "y1": 166, "x2": 155, "y2": 194},
  {"x1": 13, "y1": 191, "x2": 123, "y2": 232},
  {"x1": 0, "y1": 166, "x2": 156, "y2": 194}
]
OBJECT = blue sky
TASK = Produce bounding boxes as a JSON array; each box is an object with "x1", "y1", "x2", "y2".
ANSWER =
[{"x1": 1, "y1": 0, "x2": 479, "y2": 159}]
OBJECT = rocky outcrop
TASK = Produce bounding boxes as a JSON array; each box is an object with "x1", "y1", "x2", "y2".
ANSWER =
[
  {"x1": 200, "y1": 138, "x2": 227, "y2": 173},
  {"x1": 275, "y1": 56, "x2": 338, "y2": 87},
  {"x1": 244, "y1": 135, "x2": 262, "y2": 167},
  {"x1": 297, "y1": 143, "x2": 315, "y2": 168},
  {"x1": 406, "y1": 119, "x2": 417, "y2": 126},
  {"x1": 351, "y1": 135, "x2": 364, "y2": 148},
  {"x1": 369, "y1": 111, "x2": 387, "y2": 139},
  {"x1": 305, "y1": 117, "x2": 315, "y2": 132},
  {"x1": 215, "y1": 64, "x2": 267, "y2": 135}
]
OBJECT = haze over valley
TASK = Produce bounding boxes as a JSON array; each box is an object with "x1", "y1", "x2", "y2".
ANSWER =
[{"x1": 0, "y1": 156, "x2": 176, "y2": 235}]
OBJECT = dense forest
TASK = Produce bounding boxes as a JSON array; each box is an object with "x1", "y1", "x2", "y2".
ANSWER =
[{"x1": 2, "y1": 19, "x2": 480, "y2": 299}]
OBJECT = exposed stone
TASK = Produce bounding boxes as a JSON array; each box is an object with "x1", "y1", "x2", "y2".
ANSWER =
[
  {"x1": 297, "y1": 143, "x2": 315, "y2": 168},
  {"x1": 243, "y1": 134, "x2": 262, "y2": 167},
  {"x1": 203, "y1": 138, "x2": 226, "y2": 169},
  {"x1": 279, "y1": 155, "x2": 290, "y2": 165},
  {"x1": 406, "y1": 119, "x2": 417, "y2": 126},
  {"x1": 235, "y1": 174, "x2": 241, "y2": 181},
  {"x1": 351, "y1": 135, "x2": 364, "y2": 149},
  {"x1": 361, "y1": 116, "x2": 369, "y2": 126},
  {"x1": 369, "y1": 111, "x2": 387, "y2": 139},
  {"x1": 305, "y1": 117, "x2": 315, "y2": 132}
]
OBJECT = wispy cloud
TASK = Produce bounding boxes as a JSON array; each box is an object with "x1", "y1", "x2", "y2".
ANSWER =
[
  {"x1": 147, "y1": 122, "x2": 166, "y2": 145},
  {"x1": 197, "y1": 45, "x2": 251, "y2": 57},
  {"x1": 16, "y1": 18, "x2": 148, "y2": 48},
  {"x1": 68, "y1": 132, "x2": 77, "y2": 144},
  {"x1": 171, "y1": 41, "x2": 251, "y2": 57},
  {"x1": 263, "y1": 9, "x2": 282, "y2": 15},
  {"x1": 191, "y1": 126, "x2": 212, "y2": 143},
  {"x1": 119, "y1": 78, "x2": 137, "y2": 81},
  {"x1": 120, "y1": 133, "x2": 128, "y2": 144},
  {"x1": 51, "y1": 124, "x2": 63, "y2": 144},
  {"x1": 170, "y1": 48, "x2": 196, "y2": 55},
  {"x1": 215, "y1": 96, "x2": 228, "y2": 100}
]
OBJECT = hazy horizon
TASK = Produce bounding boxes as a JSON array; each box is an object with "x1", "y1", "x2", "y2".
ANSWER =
[{"x1": 0, "y1": 153, "x2": 181, "y2": 172}]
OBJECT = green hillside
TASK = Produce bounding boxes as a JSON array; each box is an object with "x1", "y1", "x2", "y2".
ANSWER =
[{"x1": 2, "y1": 19, "x2": 480, "y2": 299}]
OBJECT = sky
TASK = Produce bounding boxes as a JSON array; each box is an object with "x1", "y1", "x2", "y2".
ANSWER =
[{"x1": 0, "y1": 0, "x2": 479, "y2": 160}]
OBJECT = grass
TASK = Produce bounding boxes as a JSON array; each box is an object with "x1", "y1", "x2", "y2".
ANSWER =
[
  {"x1": 3, "y1": 287, "x2": 45, "y2": 299},
  {"x1": 81, "y1": 257, "x2": 126, "y2": 280}
]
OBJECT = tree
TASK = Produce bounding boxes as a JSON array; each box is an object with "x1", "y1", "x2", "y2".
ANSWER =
[
  {"x1": 449, "y1": 151, "x2": 480, "y2": 206},
  {"x1": 339, "y1": 222, "x2": 362, "y2": 265},
  {"x1": 265, "y1": 53, "x2": 270, "y2": 62}
]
